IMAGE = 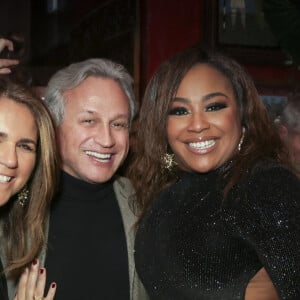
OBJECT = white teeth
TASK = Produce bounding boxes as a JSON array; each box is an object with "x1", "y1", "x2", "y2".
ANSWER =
[
  {"x1": 85, "y1": 151, "x2": 111, "y2": 160},
  {"x1": 189, "y1": 140, "x2": 216, "y2": 150},
  {"x1": 0, "y1": 175, "x2": 11, "y2": 183}
]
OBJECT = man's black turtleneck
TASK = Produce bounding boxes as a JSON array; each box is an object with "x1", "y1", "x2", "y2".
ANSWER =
[{"x1": 45, "y1": 171, "x2": 129, "y2": 300}]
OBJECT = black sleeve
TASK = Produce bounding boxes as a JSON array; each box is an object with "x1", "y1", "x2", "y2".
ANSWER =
[{"x1": 229, "y1": 166, "x2": 300, "y2": 299}]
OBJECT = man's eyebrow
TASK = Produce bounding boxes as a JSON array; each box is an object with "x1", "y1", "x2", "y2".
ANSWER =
[
  {"x1": 0, "y1": 132, "x2": 7, "y2": 138},
  {"x1": 112, "y1": 113, "x2": 130, "y2": 119},
  {"x1": 79, "y1": 111, "x2": 129, "y2": 120}
]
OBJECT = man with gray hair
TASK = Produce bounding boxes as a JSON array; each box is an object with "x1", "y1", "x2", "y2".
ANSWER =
[
  {"x1": 38, "y1": 58, "x2": 147, "y2": 299},
  {"x1": 276, "y1": 94, "x2": 300, "y2": 179}
]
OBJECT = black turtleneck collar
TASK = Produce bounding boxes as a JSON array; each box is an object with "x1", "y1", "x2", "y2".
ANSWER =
[
  {"x1": 179, "y1": 164, "x2": 227, "y2": 180},
  {"x1": 56, "y1": 171, "x2": 114, "y2": 202}
]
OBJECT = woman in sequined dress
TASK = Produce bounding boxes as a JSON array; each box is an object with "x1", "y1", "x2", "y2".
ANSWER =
[{"x1": 128, "y1": 46, "x2": 300, "y2": 299}]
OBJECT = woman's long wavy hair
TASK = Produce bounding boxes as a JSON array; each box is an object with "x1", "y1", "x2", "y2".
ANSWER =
[
  {"x1": 0, "y1": 78, "x2": 60, "y2": 278},
  {"x1": 127, "y1": 46, "x2": 290, "y2": 220}
]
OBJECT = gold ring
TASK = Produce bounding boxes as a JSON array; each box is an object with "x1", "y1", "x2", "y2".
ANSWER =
[{"x1": 33, "y1": 296, "x2": 43, "y2": 300}]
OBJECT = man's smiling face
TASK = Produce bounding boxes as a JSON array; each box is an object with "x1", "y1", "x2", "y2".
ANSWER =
[{"x1": 58, "y1": 76, "x2": 130, "y2": 183}]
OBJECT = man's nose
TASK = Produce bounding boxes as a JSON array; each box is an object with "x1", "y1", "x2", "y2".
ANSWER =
[{"x1": 94, "y1": 124, "x2": 115, "y2": 148}]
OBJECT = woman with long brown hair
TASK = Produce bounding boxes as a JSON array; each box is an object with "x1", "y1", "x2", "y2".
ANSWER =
[
  {"x1": 0, "y1": 77, "x2": 59, "y2": 300},
  {"x1": 129, "y1": 46, "x2": 300, "y2": 299}
]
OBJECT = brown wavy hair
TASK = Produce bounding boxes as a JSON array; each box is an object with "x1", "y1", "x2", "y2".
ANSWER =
[
  {"x1": 0, "y1": 77, "x2": 60, "y2": 278},
  {"x1": 127, "y1": 46, "x2": 290, "y2": 220}
]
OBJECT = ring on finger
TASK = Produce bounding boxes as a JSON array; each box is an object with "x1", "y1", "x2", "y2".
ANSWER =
[{"x1": 33, "y1": 296, "x2": 44, "y2": 300}]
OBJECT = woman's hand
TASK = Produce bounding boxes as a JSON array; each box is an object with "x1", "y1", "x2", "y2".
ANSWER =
[
  {"x1": 14, "y1": 259, "x2": 56, "y2": 300},
  {"x1": 0, "y1": 38, "x2": 19, "y2": 74}
]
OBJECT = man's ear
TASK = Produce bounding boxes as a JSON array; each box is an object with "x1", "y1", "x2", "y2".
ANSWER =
[{"x1": 278, "y1": 124, "x2": 289, "y2": 141}]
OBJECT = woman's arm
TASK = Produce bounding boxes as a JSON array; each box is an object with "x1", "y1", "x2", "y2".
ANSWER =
[
  {"x1": 14, "y1": 259, "x2": 56, "y2": 300},
  {"x1": 231, "y1": 165, "x2": 300, "y2": 299}
]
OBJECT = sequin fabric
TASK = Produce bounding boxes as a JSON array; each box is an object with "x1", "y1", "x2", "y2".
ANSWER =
[{"x1": 134, "y1": 162, "x2": 300, "y2": 299}]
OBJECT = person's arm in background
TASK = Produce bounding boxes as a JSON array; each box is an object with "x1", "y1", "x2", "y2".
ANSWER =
[{"x1": 0, "y1": 38, "x2": 19, "y2": 74}]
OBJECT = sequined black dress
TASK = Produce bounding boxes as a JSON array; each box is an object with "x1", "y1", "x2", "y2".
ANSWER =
[{"x1": 134, "y1": 162, "x2": 300, "y2": 299}]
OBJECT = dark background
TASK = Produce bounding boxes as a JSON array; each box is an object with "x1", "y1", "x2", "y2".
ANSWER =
[{"x1": 1, "y1": 0, "x2": 300, "y2": 97}]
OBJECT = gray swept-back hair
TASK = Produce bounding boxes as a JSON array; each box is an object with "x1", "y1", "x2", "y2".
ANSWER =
[{"x1": 44, "y1": 58, "x2": 137, "y2": 126}]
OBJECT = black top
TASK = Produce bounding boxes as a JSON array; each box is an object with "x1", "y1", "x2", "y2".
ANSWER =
[
  {"x1": 0, "y1": 256, "x2": 8, "y2": 300},
  {"x1": 45, "y1": 172, "x2": 129, "y2": 300},
  {"x1": 135, "y1": 162, "x2": 300, "y2": 300}
]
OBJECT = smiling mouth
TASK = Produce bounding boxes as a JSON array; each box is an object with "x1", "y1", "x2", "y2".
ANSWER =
[
  {"x1": 188, "y1": 140, "x2": 216, "y2": 150},
  {"x1": 0, "y1": 175, "x2": 12, "y2": 183},
  {"x1": 85, "y1": 150, "x2": 112, "y2": 161}
]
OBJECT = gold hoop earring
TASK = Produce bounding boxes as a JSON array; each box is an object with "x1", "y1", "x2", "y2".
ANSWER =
[{"x1": 18, "y1": 186, "x2": 29, "y2": 207}]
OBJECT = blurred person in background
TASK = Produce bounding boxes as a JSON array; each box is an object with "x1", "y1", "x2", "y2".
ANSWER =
[{"x1": 276, "y1": 93, "x2": 300, "y2": 178}]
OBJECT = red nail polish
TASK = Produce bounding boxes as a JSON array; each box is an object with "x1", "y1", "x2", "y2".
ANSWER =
[
  {"x1": 32, "y1": 259, "x2": 38, "y2": 265},
  {"x1": 51, "y1": 283, "x2": 56, "y2": 289},
  {"x1": 40, "y1": 268, "x2": 44, "y2": 274}
]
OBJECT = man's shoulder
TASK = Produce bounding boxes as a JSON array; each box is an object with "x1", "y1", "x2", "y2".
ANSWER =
[
  {"x1": 113, "y1": 176, "x2": 138, "y2": 226},
  {"x1": 113, "y1": 176, "x2": 136, "y2": 212},
  {"x1": 113, "y1": 176, "x2": 135, "y2": 196}
]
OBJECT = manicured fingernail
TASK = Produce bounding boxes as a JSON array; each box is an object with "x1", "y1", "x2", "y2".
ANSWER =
[
  {"x1": 51, "y1": 283, "x2": 56, "y2": 289},
  {"x1": 32, "y1": 259, "x2": 38, "y2": 265},
  {"x1": 40, "y1": 268, "x2": 44, "y2": 274}
]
